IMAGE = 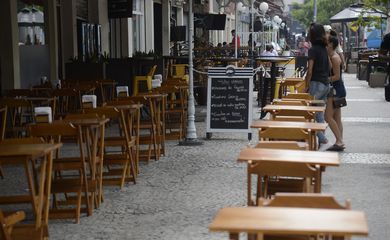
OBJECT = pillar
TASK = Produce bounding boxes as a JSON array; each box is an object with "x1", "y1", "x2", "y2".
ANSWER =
[
  {"x1": 44, "y1": 0, "x2": 58, "y2": 82},
  {"x1": 0, "y1": 0, "x2": 20, "y2": 91},
  {"x1": 145, "y1": 0, "x2": 154, "y2": 52},
  {"x1": 162, "y1": 0, "x2": 171, "y2": 55},
  {"x1": 88, "y1": 0, "x2": 110, "y2": 54},
  {"x1": 177, "y1": 7, "x2": 184, "y2": 26}
]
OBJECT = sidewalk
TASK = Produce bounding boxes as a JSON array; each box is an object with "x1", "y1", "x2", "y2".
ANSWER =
[{"x1": 1, "y1": 73, "x2": 389, "y2": 239}]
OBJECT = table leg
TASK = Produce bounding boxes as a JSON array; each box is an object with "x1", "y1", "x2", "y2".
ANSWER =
[
  {"x1": 42, "y1": 151, "x2": 53, "y2": 226},
  {"x1": 35, "y1": 156, "x2": 48, "y2": 228}
]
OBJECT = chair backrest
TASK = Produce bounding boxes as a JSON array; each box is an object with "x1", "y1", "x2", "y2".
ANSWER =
[
  {"x1": 259, "y1": 193, "x2": 351, "y2": 209},
  {"x1": 84, "y1": 107, "x2": 121, "y2": 120},
  {"x1": 259, "y1": 128, "x2": 310, "y2": 142},
  {"x1": 0, "y1": 107, "x2": 7, "y2": 140},
  {"x1": 29, "y1": 122, "x2": 80, "y2": 140},
  {"x1": 283, "y1": 93, "x2": 314, "y2": 100},
  {"x1": 0, "y1": 137, "x2": 44, "y2": 144},
  {"x1": 52, "y1": 88, "x2": 79, "y2": 117},
  {"x1": 147, "y1": 65, "x2": 158, "y2": 77},
  {"x1": 0, "y1": 98, "x2": 33, "y2": 127},
  {"x1": 255, "y1": 141, "x2": 308, "y2": 150},
  {"x1": 0, "y1": 209, "x2": 10, "y2": 240},
  {"x1": 248, "y1": 161, "x2": 321, "y2": 202}
]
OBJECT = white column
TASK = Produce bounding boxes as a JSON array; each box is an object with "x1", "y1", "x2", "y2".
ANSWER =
[
  {"x1": 177, "y1": 7, "x2": 184, "y2": 25},
  {"x1": 120, "y1": 18, "x2": 130, "y2": 57},
  {"x1": 162, "y1": 0, "x2": 170, "y2": 56},
  {"x1": 0, "y1": 0, "x2": 20, "y2": 90},
  {"x1": 61, "y1": 0, "x2": 77, "y2": 63},
  {"x1": 145, "y1": 0, "x2": 154, "y2": 52},
  {"x1": 44, "y1": 0, "x2": 58, "y2": 83}
]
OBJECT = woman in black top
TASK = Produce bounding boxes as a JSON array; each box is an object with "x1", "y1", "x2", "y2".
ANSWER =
[
  {"x1": 325, "y1": 36, "x2": 346, "y2": 151},
  {"x1": 305, "y1": 23, "x2": 330, "y2": 145}
]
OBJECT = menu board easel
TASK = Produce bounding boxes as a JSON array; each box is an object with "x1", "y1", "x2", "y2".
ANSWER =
[{"x1": 206, "y1": 66, "x2": 253, "y2": 139}]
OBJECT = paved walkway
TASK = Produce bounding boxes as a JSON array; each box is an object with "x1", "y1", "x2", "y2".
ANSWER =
[{"x1": 1, "y1": 73, "x2": 390, "y2": 239}]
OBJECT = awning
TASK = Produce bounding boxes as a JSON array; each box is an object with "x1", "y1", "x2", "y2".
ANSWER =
[{"x1": 330, "y1": 3, "x2": 387, "y2": 23}]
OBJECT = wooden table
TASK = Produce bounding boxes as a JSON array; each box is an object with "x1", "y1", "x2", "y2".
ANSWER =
[
  {"x1": 262, "y1": 104, "x2": 325, "y2": 120},
  {"x1": 238, "y1": 148, "x2": 339, "y2": 166},
  {"x1": 209, "y1": 207, "x2": 369, "y2": 239},
  {"x1": 0, "y1": 143, "x2": 62, "y2": 229},
  {"x1": 251, "y1": 120, "x2": 328, "y2": 150}
]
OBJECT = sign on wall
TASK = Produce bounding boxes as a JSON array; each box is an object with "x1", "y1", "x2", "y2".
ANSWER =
[
  {"x1": 108, "y1": 0, "x2": 133, "y2": 19},
  {"x1": 206, "y1": 66, "x2": 253, "y2": 135}
]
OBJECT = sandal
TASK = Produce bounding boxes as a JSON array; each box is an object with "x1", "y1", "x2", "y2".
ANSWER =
[{"x1": 326, "y1": 144, "x2": 345, "y2": 152}]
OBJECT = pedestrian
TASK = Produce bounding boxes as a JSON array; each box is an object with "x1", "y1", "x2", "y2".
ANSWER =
[
  {"x1": 324, "y1": 25, "x2": 346, "y2": 71},
  {"x1": 230, "y1": 29, "x2": 240, "y2": 48},
  {"x1": 305, "y1": 23, "x2": 330, "y2": 145},
  {"x1": 262, "y1": 44, "x2": 277, "y2": 56},
  {"x1": 325, "y1": 36, "x2": 346, "y2": 151}
]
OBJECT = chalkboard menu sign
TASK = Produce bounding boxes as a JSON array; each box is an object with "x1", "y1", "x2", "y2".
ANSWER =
[
  {"x1": 108, "y1": 0, "x2": 133, "y2": 19},
  {"x1": 207, "y1": 67, "x2": 253, "y2": 133}
]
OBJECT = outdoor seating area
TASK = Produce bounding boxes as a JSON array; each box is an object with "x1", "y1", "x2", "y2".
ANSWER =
[
  {"x1": 208, "y1": 84, "x2": 369, "y2": 238},
  {"x1": 0, "y1": 73, "x2": 189, "y2": 239}
]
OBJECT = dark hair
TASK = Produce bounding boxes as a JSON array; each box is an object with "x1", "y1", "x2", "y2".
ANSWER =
[
  {"x1": 309, "y1": 23, "x2": 327, "y2": 46},
  {"x1": 328, "y1": 36, "x2": 339, "y2": 50},
  {"x1": 231, "y1": 29, "x2": 236, "y2": 33},
  {"x1": 329, "y1": 29, "x2": 337, "y2": 37},
  {"x1": 266, "y1": 44, "x2": 272, "y2": 51}
]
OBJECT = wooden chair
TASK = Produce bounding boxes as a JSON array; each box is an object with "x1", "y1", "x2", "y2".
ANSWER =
[
  {"x1": 133, "y1": 65, "x2": 157, "y2": 96},
  {"x1": 255, "y1": 141, "x2": 308, "y2": 150},
  {"x1": 258, "y1": 127, "x2": 311, "y2": 145},
  {"x1": 52, "y1": 88, "x2": 79, "y2": 119},
  {"x1": 0, "y1": 98, "x2": 33, "y2": 137},
  {"x1": 0, "y1": 209, "x2": 25, "y2": 240},
  {"x1": 84, "y1": 107, "x2": 137, "y2": 188},
  {"x1": 0, "y1": 107, "x2": 7, "y2": 179},
  {"x1": 247, "y1": 160, "x2": 321, "y2": 205},
  {"x1": 154, "y1": 85, "x2": 185, "y2": 141},
  {"x1": 29, "y1": 122, "x2": 88, "y2": 223},
  {"x1": 258, "y1": 193, "x2": 350, "y2": 240}
]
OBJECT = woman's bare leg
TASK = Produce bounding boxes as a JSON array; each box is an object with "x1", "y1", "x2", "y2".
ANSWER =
[
  {"x1": 325, "y1": 98, "x2": 343, "y2": 145},
  {"x1": 334, "y1": 107, "x2": 344, "y2": 142}
]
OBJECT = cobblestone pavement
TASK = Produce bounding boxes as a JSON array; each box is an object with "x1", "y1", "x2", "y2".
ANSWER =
[{"x1": 1, "y1": 73, "x2": 390, "y2": 239}]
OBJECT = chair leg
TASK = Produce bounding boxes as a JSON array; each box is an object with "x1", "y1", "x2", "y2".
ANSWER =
[{"x1": 0, "y1": 164, "x2": 4, "y2": 179}]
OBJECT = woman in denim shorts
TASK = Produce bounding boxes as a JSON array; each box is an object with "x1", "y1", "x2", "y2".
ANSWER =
[
  {"x1": 305, "y1": 23, "x2": 330, "y2": 145},
  {"x1": 325, "y1": 36, "x2": 347, "y2": 151}
]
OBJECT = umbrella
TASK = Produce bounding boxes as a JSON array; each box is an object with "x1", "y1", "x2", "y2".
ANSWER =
[{"x1": 330, "y1": 3, "x2": 387, "y2": 23}]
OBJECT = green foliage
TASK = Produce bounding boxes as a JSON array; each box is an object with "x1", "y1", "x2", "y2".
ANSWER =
[
  {"x1": 353, "y1": 0, "x2": 389, "y2": 29},
  {"x1": 291, "y1": 0, "x2": 355, "y2": 28}
]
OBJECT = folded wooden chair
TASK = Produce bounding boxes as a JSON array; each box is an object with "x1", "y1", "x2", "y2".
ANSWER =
[
  {"x1": 84, "y1": 107, "x2": 137, "y2": 188},
  {"x1": 0, "y1": 98, "x2": 33, "y2": 137},
  {"x1": 29, "y1": 122, "x2": 88, "y2": 223},
  {"x1": 0, "y1": 107, "x2": 7, "y2": 179}
]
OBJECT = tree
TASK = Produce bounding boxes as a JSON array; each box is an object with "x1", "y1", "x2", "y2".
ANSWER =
[
  {"x1": 354, "y1": 0, "x2": 390, "y2": 33},
  {"x1": 291, "y1": 0, "x2": 355, "y2": 28}
]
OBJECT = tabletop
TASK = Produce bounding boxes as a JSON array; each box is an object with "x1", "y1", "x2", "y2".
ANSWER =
[
  {"x1": 273, "y1": 99, "x2": 326, "y2": 106},
  {"x1": 0, "y1": 143, "x2": 62, "y2": 158},
  {"x1": 209, "y1": 207, "x2": 369, "y2": 236},
  {"x1": 238, "y1": 148, "x2": 339, "y2": 166},
  {"x1": 262, "y1": 104, "x2": 325, "y2": 112},
  {"x1": 251, "y1": 120, "x2": 327, "y2": 131}
]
